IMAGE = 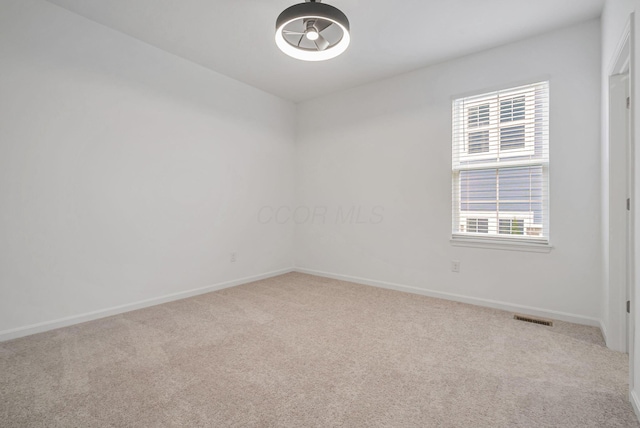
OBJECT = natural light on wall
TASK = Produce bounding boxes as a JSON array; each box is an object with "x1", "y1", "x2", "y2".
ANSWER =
[{"x1": 451, "y1": 81, "x2": 550, "y2": 244}]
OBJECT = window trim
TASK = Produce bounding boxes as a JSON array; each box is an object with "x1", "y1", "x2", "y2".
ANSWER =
[{"x1": 451, "y1": 79, "x2": 550, "y2": 249}]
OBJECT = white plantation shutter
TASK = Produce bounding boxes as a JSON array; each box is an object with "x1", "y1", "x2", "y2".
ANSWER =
[{"x1": 452, "y1": 82, "x2": 549, "y2": 243}]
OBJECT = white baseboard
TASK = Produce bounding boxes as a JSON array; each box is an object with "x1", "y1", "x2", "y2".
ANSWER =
[
  {"x1": 1, "y1": 266, "x2": 604, "y2": 342},
  {"x1": 295, "y1": 267, "x2": 601, "y2": 327},
  {"x1": 0, "y1": 267, "x2": 294, "y2": 342},
  {"x1": 600, "y1": 319, "x2": 609, "y2": 345},
  {"x1": 631, "y1": 389, "x2": 640, "y2": 423}
]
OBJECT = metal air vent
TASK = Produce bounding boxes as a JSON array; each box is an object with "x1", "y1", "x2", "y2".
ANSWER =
[{"x1": 514, "y1": 314, "x2": 553, "y2": 327}]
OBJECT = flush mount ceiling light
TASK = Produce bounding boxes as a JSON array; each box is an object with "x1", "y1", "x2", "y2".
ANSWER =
[{"x1": 275, "y1": 0, "x2": 350, "y2": 62}]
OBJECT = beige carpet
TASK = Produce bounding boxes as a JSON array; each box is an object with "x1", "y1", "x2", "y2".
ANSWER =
[{"x1": 0, "y1": 272, "x2": 638, "y2": 427}]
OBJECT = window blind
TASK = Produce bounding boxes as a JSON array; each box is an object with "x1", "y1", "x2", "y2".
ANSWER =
[{"x1": 452, "y1": 81, "x2": 549, "y2": 243}]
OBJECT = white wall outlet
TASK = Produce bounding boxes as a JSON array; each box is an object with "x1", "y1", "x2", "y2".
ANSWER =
[
  {"x1": 231, "y1": 251, "x2": 237, "y2": 263},
  {"x1": 451, "y1": 260, "x2": 460, "y2": 273}
]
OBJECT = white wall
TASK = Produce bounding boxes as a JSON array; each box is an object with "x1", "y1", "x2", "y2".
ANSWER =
[
  {"x1": 602, "y1": 0, "x2": 640, "y2": 416},
  {"x1": 295, "y1": 20, "x2": 602, "y2": 324},
  {"x1": 0, "y1": 0, "x2": 295, "y2": 337}
]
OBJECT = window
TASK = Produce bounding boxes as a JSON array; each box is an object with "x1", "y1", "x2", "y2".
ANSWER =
[
  {"x1": 468, "y1": 131, "x2": 490, "y2": 154},
  {"x1": 467, "y1": 218, "x2": 489, "y2": 234},
  {"x1": 499, "y1": 219, "x2": 524, "y2": 235},
  {"x1": 452, "y1": 82, "x2": 549, "y2": 244}
]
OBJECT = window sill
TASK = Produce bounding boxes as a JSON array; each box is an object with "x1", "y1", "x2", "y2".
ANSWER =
[{"x1": 450, "y1": 236, "x2": 553, "y2": 253}]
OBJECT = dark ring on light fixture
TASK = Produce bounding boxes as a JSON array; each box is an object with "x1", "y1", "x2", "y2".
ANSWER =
[{"x1": 276, "y1": 3, "x2": 350, "y2": 34}]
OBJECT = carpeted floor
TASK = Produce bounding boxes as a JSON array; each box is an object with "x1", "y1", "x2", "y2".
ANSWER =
[{"x1": 0, "y1": 272, "x2": 638, "y2": 427}]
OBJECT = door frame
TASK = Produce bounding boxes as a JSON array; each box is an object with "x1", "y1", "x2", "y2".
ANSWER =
[{"x1": 607, "y1": 13, "x2": 635, "y2": 396}]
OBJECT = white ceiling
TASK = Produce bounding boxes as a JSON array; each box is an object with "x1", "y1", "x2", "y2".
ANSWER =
[{"x1": 45, "y1": 0, "x2": 604, "y2": 102}]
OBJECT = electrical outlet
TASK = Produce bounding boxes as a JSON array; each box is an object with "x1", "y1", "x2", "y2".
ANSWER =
[
  {"x1": 451, "y1": 260, "x2": 460, "y2": 273},
  {"x1": 231, "y1": 251, "x2": 237, "y2": 263}
]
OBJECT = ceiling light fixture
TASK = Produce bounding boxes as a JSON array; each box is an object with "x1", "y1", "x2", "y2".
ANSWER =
[{"x1": 275, "y1": 0, "x2": 350, "y2": 62}]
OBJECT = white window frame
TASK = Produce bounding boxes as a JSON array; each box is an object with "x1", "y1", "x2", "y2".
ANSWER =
[{"x1": 451, "y1": 81, "x2": 551, "y2": 252}]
